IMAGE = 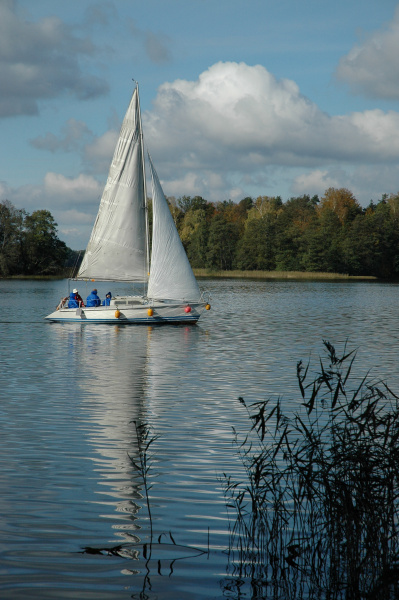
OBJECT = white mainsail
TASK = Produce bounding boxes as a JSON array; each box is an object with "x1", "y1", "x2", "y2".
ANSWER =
[
  {"x1": 147, "y1": 155, "x2": 201, "y2": 302},
  {"x1": 77, "y1": 88, "x2": 148, "y2": 282}
]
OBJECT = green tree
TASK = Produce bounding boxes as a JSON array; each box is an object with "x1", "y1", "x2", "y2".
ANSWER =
[
  {"x1": 342, "y1": 199, "x2": 399, "y2": 277},
  {"x1": 177, "y1": 195, "x2": 209, "y2": 214},
  {"x1": 179, "y1": 209, "x2": 209, "y2": 267},
  {"x1": 0, "y1": 200, "x2": 25, "y2": 276},
  {"x1": 206, "y1": 214, "x2": 240, "y2": 270},
  {"x1": 301, "y1": 207, "x2": 346, "y2": 273},
  {"x1": 235, "y1": 216, "x2": 275, "y2": 270},
  {"x1": 236, "y1": 196, "x2": 282, "y2": 270},
  {"x1": 166, "y1": 196, "x2": 183, "y2": 229},
  {"x1": 274, "y1": 195, "x2": 318, "y2": 271},
  {"x1": 234, "y1": 197, "x2": 254, "y2": 223},
  {"x1": 178, "y1": 197, "x2": 214, "y2": 267},
  {"x1": 23, "y1": 209, "x2": 67, "y2": 275}
]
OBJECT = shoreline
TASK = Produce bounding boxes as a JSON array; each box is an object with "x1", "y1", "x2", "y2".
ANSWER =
[
  {"x1": 0, "y1": 271, "x2": 380, "y2": 281},
  {"x1": 192, "y1": 269, "x2": 378, "y2": 281}
]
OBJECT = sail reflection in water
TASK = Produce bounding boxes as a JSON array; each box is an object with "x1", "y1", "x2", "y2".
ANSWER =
[
  {"x1": 51, "y1": 323, "x2": 152, "y2": 547},
  {"x1": 49, "y1": 323, "x2": 213, "y2": 561}
]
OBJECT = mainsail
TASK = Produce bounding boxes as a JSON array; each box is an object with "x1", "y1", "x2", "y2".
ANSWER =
[
  {"x1": 77, "y1": 88, "x2": 148, "y2": 282},
  {"x1": 147, "y1": 156, "x2": 201, "y2": 302}
]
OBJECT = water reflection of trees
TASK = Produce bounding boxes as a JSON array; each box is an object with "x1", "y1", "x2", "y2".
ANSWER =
[{"x1": 221, "y1": 341, "x2": 399, "y2": 600}]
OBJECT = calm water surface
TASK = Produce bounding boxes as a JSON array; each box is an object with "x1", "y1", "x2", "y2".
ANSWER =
[{"x1": 0, "y1": 278, "x2": 398, "y2": 599}]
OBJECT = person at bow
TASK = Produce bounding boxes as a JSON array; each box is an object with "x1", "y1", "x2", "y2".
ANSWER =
[{"x1": 102, "y1": 292, "x2": 112, "y2": 306}]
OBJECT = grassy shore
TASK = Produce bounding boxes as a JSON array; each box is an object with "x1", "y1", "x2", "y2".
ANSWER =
[{"x1": 192, "y1": 268, "x2": 377, "y2": 280}]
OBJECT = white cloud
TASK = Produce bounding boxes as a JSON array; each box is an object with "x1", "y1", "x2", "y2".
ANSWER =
[
  {"x1": 44, "y1": 172, "x2": 102, "y2": 206},
  {"x1": 84, "y1": 129, "x2": 119, "y2": 173},
  {"x1": 336, "y1": 6, "x2": 399, "y2": 100},
  {"x1": 291, "y1": 169, "x2": 348, "y2": 198},
  {"x1": 143, "y1": 61, "x2": 399, "y2": 203},
  {"x1": 57, "y1": 208, "x2": 95, "y2": 225},
  {"x1": 291, "y1": 164, "x2": 399, "y2": 204}
]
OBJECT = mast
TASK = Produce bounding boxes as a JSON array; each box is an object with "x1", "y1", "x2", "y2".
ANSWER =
[{"x1": 134, "y1": 80, "x2": 150, "y2": 294}]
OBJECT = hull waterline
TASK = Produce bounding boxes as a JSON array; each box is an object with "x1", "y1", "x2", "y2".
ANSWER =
[{"x1": 46, "y1": 299, "x2": 207, "y2": 324}]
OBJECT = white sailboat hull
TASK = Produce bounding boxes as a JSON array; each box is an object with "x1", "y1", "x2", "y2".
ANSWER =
[{"x1": 46, "y1": 297, "x2": 208, "y2": 324}]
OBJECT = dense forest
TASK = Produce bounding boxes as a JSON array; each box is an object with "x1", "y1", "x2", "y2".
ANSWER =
[
  {"x1": 1, "y1": 186, "x2": 399, "y2": 278},
  {"x1": 166, "y1": 187, "x2": 399, "y2": 279}
]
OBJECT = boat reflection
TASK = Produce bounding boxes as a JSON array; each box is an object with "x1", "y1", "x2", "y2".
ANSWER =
[
  {"x1": 48, "y1": 323, "x2": 204, "y2": 557},
  {"x1": 50, "y1": 322, "x2": 152, "y2": 545}
]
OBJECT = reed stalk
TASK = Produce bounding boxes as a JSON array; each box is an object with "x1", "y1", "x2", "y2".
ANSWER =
[
  {"x1": 129, "y1": 422, "x2": 159, "y2": 547},
  {"x1": 222, "y1": 341, "x2": 399, "y2": 599}
]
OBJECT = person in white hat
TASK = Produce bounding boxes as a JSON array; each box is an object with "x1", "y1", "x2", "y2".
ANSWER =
[{"x1": 68, "y1": 288, "x2": 85, "y2": 308}]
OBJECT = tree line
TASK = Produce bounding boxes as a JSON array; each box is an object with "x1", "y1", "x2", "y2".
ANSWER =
[
  {"x1": 165, "y1": 187, "x2": 399, "y2": 278},
  {"x1": 2, "y1": 186, "x2": 399, "y2": 278},
  {"x1": 0, "y1": 200, "x2": 76, "y2": 277}
]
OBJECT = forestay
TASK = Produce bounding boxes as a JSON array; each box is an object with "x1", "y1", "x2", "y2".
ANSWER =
[
  {"x1": 77, "y1": 88, "x2": 148, "y2": 282},
  {"x1": 147, "y1": 156, "x2": 201, "y2": 302}
]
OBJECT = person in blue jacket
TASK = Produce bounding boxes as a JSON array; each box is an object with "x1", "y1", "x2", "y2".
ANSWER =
[
  {"x1": 68, "y1": 288, "x2": 84, "y2": 308},
  {"x1": 68, "y1": 292, "x2": 79, "y2": 308},
  {"x1": 102, "y1": 292, "x2": 112, "y2": 306},
  {"x1": 86, "y1": 289, "x2": 101, "y2": 307}
]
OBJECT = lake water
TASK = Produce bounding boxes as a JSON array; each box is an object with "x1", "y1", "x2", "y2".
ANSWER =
[{"x1": 1, "y1": 277, "x2": 398, "y2": 599}]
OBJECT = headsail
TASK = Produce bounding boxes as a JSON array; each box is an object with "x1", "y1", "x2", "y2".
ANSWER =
[
  {"x1": 77, "y1": 87, "x2": 148, "y2": 282},
  {"x1": 147, "y1": 155, "x2": 201, "y2": 302}
]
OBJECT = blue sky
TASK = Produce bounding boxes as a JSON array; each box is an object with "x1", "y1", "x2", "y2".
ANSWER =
[{"x1": 1, "y1": 0, "x2": 399, "y2": 249}]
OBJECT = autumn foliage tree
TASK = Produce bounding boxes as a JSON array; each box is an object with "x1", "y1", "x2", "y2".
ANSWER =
[{"x1": 172, "y1": 187, "x2": 399, "y2": 278}]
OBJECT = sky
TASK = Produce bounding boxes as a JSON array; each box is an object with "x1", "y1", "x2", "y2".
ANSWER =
[{"x1": 1, "y1": 0, "x2": 399, "y2": 249}]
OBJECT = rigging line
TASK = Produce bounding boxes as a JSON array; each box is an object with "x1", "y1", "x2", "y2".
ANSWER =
[{"x1": 70, "y1": 250, "x2": 82, "y2": 279}]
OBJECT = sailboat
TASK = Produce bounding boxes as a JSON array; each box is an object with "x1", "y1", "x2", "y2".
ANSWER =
[{"x1": 46, "y1": 84, "x2": 211, "y2": 324}]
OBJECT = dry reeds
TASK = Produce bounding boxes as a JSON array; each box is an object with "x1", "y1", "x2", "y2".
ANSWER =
[
  {"x1": 193, "y1": 269, "x2": 376, "y2": 280},
  {"x1": 222, "y1": 341, "x2": 399, "y2": 599}
]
